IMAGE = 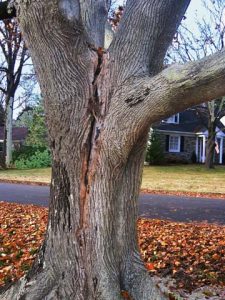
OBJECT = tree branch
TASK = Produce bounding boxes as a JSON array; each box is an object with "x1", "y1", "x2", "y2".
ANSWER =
[
  {"x1": 0, "y1": 39, "x2": 9, "y2": 63},
  {"x1": 58, "y1": 0, "x2": 110, "y2": 48},
  {"x1": 79, "y1": 0, "x2": 110, "y2": 47},
  {"x1": 109, "y1": 0, "x2": 191, "y2": 83},
  {"x1": 13, "y1": 43, "x2": 27, "y2": 90},
  {"x1": 110, "y1": 49, "x2": 225, "y2": 133},
  {"x1": 218, "y1": 96, "x2": 225, "y2": 114},
  {"x1": 0, "y1": 86, "x2": 6, "y2": 94},
  {"x1": 151, "y1": 50, "x2": 225, "y2": 120},
  {"x1": 0, "y1": 67, "x2": 8, "y2": 73}
]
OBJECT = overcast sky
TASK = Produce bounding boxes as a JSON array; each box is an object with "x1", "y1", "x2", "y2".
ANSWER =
[{"x1": 185, "y1": 0, "x2": 209, "y2": 31}]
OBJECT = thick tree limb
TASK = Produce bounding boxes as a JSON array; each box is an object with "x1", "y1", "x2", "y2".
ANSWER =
[
  {"x1": 147, "y1": 50, "x2": 225, "y2": 121},
  {"x1": 58, "y1": 0, "x2": 110, "y2": 48},
  {"x1": 78, "y1": 0, "x2": 110, "y2": 47},
  {"x1": 109, "y1": 0, "x2": 191, "y2": 82},
  {"x1": 109, "y1": 49, "x2": 225, "y2": 133}
]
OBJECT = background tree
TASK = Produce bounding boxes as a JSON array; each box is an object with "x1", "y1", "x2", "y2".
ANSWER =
[
  {"x1": 16, "y1": 98, "x2": 48, "y2": 148},
  {"x1": 0, "y1": 15, "x2": 34, "y2": 167},
  {"x1": 12, "y1": 98, "x2": 50, "y2": 169},
  {"x1": 1, "y1": 1, "x2": 225, "y2": 299},
  {"x1": 145, "y1": 130, "x2": 164, "y2": 165},
  {"x1": 0, "y1": 102, "x2": 4, "y2": 125},
  {"x1": 167, "y1": 0, "x2": 225, "y2": 168}
]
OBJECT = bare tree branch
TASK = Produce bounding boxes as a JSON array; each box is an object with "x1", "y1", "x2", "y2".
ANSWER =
[
  {"x1": 13, "y1": 43, "x2": 27, "y2": 90},
  {"x1": 0, "y1": 86, "x2": 6, "y2": 94},
  {"x1": 80, "y1": 0, "x2": 111, "y2": 47}
]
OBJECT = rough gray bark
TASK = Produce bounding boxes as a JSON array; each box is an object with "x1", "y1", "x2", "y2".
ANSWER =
[{"x1": 2, "y1": 0, "x2": 225, "y2": 299}]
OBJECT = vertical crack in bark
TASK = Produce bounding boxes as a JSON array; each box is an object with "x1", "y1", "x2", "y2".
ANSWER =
[
  {"x1": 76, "y1": 48, "x2": 106, "y2": 295},
  {"x1": 78, "y1": 48, "x2": 104, "y2": 236}
]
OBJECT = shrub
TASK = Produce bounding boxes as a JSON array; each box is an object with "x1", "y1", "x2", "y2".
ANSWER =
[
  {"x1": 14, "y1": 149, "x2": 51, "y2": 169},
  {"x1": 145, "y1": 131, "x2": 164, "y2": 165},
  {"x1": 166, "y1": 156, "x2": 189, "y2": 164},
  {"x1": 191, "y1": 151, "x2": 197, "y2": 163},
  {"x1": 12, "y1": 145, "x2": 47, "y2": 162}
]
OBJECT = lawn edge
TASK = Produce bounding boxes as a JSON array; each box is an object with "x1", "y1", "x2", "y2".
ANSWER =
[
  {"x1": 0, "y1": 179, "x2": 50, "y2": 186},
  {"x1": 141, "y1": 188, "x2": 225, "y2": 199}
]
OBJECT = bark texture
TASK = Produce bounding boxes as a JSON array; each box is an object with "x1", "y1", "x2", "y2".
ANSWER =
[
  {"x1": 205, "y1": 119, "x2": 216, "y2": 169},
  {"x1": 2, "y1": 0, "x2": 225, "y2": 299}
]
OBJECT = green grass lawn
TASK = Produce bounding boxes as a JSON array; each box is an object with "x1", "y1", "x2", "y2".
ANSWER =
[
  {"x1": 142, "y1": 165, "x2": 225, "y2": 194},
  {"x1": 0, "y1": 164, "x2": 225, "y2": 194},
  {"x1": 0, "y1": 168, "x2": 51, "y2": 184}
]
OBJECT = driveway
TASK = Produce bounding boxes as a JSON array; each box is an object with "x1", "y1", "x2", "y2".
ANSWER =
[{"x1": 0, "y1": 183, "x2": 225, "y2": 224}]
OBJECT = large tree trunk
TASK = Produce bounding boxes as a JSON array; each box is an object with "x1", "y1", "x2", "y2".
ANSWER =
[
  {"x1": 205, "y1": 120, "x2": 216, "y2": 169},
  {"x1": 1, "y1": 3, "x2": 167, "y2": 298},
  {"x1": 2, "y1": 0, "x2": 225, "y2": 299},
  {"x1": 2, "y1": 127, "x2": 165, "y2": 300}
]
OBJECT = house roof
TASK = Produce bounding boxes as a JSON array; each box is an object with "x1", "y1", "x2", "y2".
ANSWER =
[
  {"x1": 153, "y1": 109, "x2": 207, "y2": 133},
  {"x1": 0, "y1": 127, "x2": 28, "y2": 141}
]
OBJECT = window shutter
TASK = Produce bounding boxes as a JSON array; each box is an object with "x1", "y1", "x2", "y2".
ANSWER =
[
  {"x1": 166, "y1": 135, "x2": 169, "y2": 151},
  {"x1": 180, "y1": 136, "x2": 184, "y2": 152}
]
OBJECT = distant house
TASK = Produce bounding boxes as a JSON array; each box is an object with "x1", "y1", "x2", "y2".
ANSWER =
[
  {"x1": 0, "y1": 105, "x2": 4, "y2": 127},
  {"x1": 153, "y1": 109, "x2": 225, "y2": 164},
  {"x1": 0, "y1": 127, "x2": 28, "y2": 152}
]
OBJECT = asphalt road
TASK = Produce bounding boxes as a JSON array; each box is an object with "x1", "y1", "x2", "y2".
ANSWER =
[
  {"x1": 0, "y1": 183, "x2": 225, "y2": 224},
  {"x1": 0, "y1": 183, "x2": 49, "y2": 207},
  {"x1": 139, "y1": 193, "x2": 225, "y2": 224}
]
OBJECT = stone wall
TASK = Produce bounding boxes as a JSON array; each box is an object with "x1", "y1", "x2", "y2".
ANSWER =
[
  {"x1": 156, "y1": 132, "x2": 225, "y2": 165},
  {"x1": 157, "y1": 133, "x2": 196, "y2": 163},
  {"x1": 0, "y1": 152, "x2": 4, "y2": 168}
]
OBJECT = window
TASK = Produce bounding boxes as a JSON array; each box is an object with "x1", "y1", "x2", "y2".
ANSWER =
[
  {"x1": 0, "y1": 142, "x2": 3, "y2": 152},
  {"x1": 166, "y1": 113, "x2": 179, "y2": 124},
  {"x1": 169, "y1": 135, "x2": 180, "y2": 152}
]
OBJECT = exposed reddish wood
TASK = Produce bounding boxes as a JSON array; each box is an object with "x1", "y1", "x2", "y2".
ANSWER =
[{"x1": 78, "y1": 149, "x2": 90, "y2": 233}]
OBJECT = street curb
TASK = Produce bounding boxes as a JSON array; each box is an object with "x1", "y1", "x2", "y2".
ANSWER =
[
  {"x1": 0, "y1": 179, "x2": 225, "y2": 199},
  {"x1": 141, "y1": 188, "x2": 225, "y2": 199},
  {"x1": 0, "y1": 179, "x2": 50, "y2": 186}
]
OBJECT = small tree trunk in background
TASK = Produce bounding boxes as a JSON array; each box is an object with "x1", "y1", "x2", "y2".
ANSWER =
[
  {"x1": 205, "y1": 120, "x2": 216, "y2": 169},
  {"x1": 5, "y1": 96, "x2": 14, "y2": 167}
]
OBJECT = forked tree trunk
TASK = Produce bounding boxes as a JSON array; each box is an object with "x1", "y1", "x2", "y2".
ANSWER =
[
  {"x1": 1, "y1": 2, "x2": 167, "y2": 298},
  {"x1": 3, "y1": 0, "x2": 225, "y2": 299}
]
